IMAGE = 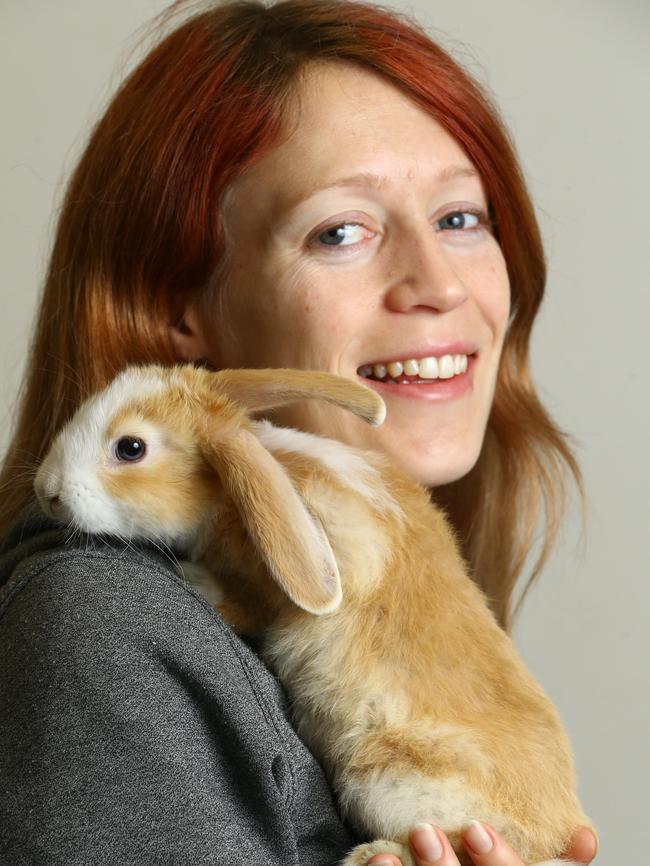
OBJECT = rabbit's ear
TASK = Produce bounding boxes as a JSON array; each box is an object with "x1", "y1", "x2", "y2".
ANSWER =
[
  {"x1": 199, "y1": 428, "x2": 341, "y2": 615},
  {"x1": 210, "y1": 368, "x2": 385, "y2": 427}
]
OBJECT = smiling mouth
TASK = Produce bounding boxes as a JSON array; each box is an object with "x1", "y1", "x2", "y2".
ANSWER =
[{"x1": 358, "y1": 353, "x2": 471, "y2": 383}]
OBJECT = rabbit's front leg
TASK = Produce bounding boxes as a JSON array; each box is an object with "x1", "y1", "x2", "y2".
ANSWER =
[
  {"x1": 341, "y1": 840, "x2": 414, "y2": 866},
  {"x1": 177, "y1": 559, "x2": 272, "y2": 634},
  {"x1": 177, "y1": 560, "x2": 226, "y2": 608}
]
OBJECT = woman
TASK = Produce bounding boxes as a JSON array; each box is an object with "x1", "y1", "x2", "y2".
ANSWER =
[{"x1": 0, "y1": 1, "x2": 597, "y2": 863}]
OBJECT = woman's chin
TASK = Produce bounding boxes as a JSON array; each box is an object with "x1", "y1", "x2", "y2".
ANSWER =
[
  {"x1": 265, "y1": 402, "x2": 483, "y2": 488},
  {"x1": 380, "y1": 438, "x2": 482, "y2": 489}
]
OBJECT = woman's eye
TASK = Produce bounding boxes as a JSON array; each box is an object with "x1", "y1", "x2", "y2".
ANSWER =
[
  {"x1": 316, "y1": 223, "x2": 369, "y2": 247},
  {"x1": 312, "y1": 210, "x2": 487, "y2": 253},
  {"x1": 437, "y1": 210, "x2": 483, "y2": 232}
]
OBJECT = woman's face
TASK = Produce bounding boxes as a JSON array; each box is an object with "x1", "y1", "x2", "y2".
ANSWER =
[{"x1": 180, "y1": 63, "x2": 510, "y2": 487}]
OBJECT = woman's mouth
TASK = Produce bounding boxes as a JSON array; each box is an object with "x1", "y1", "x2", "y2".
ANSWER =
[
  {"x1": 358, "y1": 353, "x2": 469, "y2": 383},
  {"x1": 356, "y1": 352, "x2": 477, "y2": 401}
]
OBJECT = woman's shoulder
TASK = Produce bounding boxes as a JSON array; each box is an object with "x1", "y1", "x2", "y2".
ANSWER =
[
  {"x1": 1, "y1": 501, "x2": 266, "y2": 686},
  {"x1": 1, "y1": 501, "x2": 216, "y2": 633},
  {"x1": 0, "y1": 500, "x2": 292, "y2": 740},
  {"x1": 0, "y1": 502, "x2": 356, "y2": 863}
]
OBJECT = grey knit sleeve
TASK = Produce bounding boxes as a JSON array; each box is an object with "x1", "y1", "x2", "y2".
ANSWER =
[{"x1": 0, "y1": 537, "x2": 355, "y2": 866}]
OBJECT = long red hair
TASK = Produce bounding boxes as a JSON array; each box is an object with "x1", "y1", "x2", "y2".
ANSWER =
[{"x1": 0, "y1": 0, "x2": 582, "y2": 630}]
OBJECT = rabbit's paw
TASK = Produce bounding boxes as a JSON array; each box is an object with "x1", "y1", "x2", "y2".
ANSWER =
[{"x1": 341, "y1": 840, "x2": 414, "y2": 866}]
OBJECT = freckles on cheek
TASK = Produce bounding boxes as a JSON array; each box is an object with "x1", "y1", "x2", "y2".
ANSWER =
[
  {"x1": 282, "y1": 259, "x2": 361, "y2": 347},
  {"x1": 299, "y1": 300, "x2": 340, "y2": 339},
  {"x1": 473, "y1": 250, "x2": 510, "y2": 327},
  {"x1": 299, "y1": 297, "x2": 348, "y2": 349}
]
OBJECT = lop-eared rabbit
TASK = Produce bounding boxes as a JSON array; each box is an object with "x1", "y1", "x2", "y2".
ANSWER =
[{"x1": 34, "y1": 364, "x2": 594, "y2": 866}]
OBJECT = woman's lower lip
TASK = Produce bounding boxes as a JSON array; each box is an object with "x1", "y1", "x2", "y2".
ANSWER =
[{"x1": 358, "y1": 356, "x2": 476, "y2": 402}]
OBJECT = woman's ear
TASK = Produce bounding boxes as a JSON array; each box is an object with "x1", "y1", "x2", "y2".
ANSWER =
[{"x1": 168, "y1": 300, "x2": 215, "y2": 364}]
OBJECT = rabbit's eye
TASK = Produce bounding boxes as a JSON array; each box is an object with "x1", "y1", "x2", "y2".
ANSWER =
[{"x1": 115, "y1": 436, "x2": 146, "y2": 462}]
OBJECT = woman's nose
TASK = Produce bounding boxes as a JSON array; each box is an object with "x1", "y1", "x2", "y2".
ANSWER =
[{"x1": 384, "y1": 223, "x2": 469, "y2": 314}]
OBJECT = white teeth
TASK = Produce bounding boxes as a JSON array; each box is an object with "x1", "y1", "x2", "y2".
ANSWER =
[
  {"x1": 438, "y1": 355, "x2": 455, "y2": 379},
  {"x1": 418, "y1": 356, "x2": 439, "y2": 379},
  {"x1": 360, "y1": 353, "x2": 470, "y2": 382}
]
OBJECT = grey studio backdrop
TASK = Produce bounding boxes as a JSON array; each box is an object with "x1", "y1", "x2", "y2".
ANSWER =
[{"x1": 2, "y1": 1, "x2": 648, "y2": 862}]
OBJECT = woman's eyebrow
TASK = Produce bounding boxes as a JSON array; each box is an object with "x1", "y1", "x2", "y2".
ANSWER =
[{"x1": 278, "y1": 164, "x2": 480, "y2": 217}]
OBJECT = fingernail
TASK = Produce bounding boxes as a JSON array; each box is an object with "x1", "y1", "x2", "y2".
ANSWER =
[
  {"x1": 411, "y1": 822, "x2": 444, "y2": 862},
  {"x1": 464, "y1": 820, "x2": 493, "y2": 855}
]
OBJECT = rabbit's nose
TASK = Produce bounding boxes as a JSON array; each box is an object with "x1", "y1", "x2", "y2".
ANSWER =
[{"x1": 47, "y1": 495, "x2": 61, "y2": 514}]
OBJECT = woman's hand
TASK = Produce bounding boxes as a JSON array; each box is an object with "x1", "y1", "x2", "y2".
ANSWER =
[{"x1": 366, "y1": 822, "x2": 597, "y2": 866}]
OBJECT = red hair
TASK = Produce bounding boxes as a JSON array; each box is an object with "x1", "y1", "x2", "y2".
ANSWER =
[{"x1": 0, "y1": 0, "x2": 582, "y2": 630}]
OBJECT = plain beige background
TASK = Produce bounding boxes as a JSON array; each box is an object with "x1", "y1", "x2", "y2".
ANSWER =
[{"x1": 2, "y1": 1, "x2": 648, "y2": 862}]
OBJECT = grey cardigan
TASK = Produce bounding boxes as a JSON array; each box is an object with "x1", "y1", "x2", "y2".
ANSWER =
[{"x1": 0, "y1": 503, "x2": 357, "y2": 865}]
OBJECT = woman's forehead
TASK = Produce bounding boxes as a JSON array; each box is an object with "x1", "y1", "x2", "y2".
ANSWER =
[{"x1": 226, "y1": 62, "x2": 480, "y2": 221}]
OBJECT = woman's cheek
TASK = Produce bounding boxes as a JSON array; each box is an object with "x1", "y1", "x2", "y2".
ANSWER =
[
  {"x1": 475, "y1": 248, "x2": 511, "y2": 330},
  {"x1": 282, "y1": 261, "x2": 356, "y2": 340}
]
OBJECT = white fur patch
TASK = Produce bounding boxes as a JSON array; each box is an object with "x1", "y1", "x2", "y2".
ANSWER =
[
  {"x1": 77, "y1": 366, "x2": 168, "y2": 436},
  {"x1": 339, "y1": 769, "x2": 506, "y2": 842},
  {"x1": 532, "y1": 862, "x2": 580, "y2": 866},
  {"x1": 253, "y1": 421, "x2": 403, "y2": 519},
  {"x1": 36, "y1": 366, "x2": 170, "y2": 539}
]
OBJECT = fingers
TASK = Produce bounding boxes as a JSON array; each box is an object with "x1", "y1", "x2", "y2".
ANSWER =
[
  {"x1": 460, "y1": 822, "x2": 527, "y2": 866},
  {"x1": 365, "y1": 856, "x2": 401, "y2": 866},
  {"x1": 366, "y1": 823, "x2": 598, "y2": 866},
  {"x1": 460, "y1": 822, "x2": 598, "y2": 866},
  {"x1": 365, "y1": 823, "x2": 461, "y2": 866},
  {"x1": 561, "y1": 827, "x2": 598, "y2": 864},
  {"x1": 367, "y1": 822, "x2": 524, "y2": 866},
  {"x1": 409, "y1": 822, "x2": 457, "y2": 864},
  {"x1": 406, "y1": 821, "x2": 526, "y2": 866}
]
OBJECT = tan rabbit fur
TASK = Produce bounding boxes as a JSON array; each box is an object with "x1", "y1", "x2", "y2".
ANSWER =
[{"x1": 34, "y1": 364, "x2": 594, "y2": 866}]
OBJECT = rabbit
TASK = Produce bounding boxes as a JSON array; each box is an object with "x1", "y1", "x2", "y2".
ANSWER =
[{"x1": 33, "y1": 363, "x2": 595, "y2": 866}]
